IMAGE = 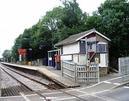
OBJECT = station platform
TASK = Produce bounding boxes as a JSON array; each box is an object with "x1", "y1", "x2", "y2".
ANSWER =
[
  {"x1": 38, "y1": 67, "x2": 79, "y2": 88},
  {"x1": 1, "y1": 62, "x2": 79, "y2": 88}
]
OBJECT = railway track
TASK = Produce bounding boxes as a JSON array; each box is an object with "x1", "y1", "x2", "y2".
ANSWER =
[
  {"x1": 0, "y1": 64, "x2": 51, "y2": 100},
  {"x1": 0, "y1": 68, "x2": 32, "y2": 97},
  {"x1": 0, "y1": 64, "x2": 88, "y2": 101},
  {"x1": 1, "y1": 64, "x2": 63, "y2": 89}
]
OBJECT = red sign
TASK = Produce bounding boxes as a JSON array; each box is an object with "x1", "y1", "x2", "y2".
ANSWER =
[{"x1": 18, "y1": 48, "x2": 27, "y2": 56}]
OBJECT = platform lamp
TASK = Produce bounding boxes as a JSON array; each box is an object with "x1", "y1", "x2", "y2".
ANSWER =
[{"x1": 28, "y1": 48, "x2": 32, "y2": 61}]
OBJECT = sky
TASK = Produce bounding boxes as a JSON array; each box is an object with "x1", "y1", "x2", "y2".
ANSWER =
[{"x1": 0, "y1": 0, "x2": 105, "y2": 58}]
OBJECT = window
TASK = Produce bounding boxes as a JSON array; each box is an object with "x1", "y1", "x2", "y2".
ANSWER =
[
  {"x1": 97, "y1": 44, "x2": 107, "y2": 53},
  {"x1": 87, "y1": 42, "x2": 96, "y2": 52},
  {"x1": 89, "y1": 44, "x2": 92, "y2": 49},
  {"x1": 61, "y1": 47, "x2": 63, "y2": 54},
  {"x1": 80, "y1": 41, "x2": 86, "y2": 54}
]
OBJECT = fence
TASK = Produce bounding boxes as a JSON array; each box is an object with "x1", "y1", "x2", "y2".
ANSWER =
[
  {"x1": 119, "y1": 57, "x2": 129, "y2": 76},
  {"x1": 62, "y1": 61, "x2": 99, "y2": 83}
]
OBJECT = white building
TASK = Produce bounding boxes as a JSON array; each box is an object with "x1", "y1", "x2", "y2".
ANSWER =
[{"x1": 55, "y1": 29, "x2": 111, "y2": 74}]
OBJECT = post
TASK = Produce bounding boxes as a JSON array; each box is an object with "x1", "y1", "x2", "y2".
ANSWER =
[
  {"x1": 61, "y1": 61, "x2": 64, "y2": 77},
  {"x1": 118, "y1": 58, "x2": 121, "y2": 76},
  {"x1": 74, "y1": 63, "x2": 77, "y2": 82},
  {"x1": 97, "y1": 64, "x2": 100, "y2": 83},
  {"x1": 0, "y1": 67, "x2": 1, "y2": 96},
  {"x1": 85, "y1": 37, "x2": 87, "y2": 65}
]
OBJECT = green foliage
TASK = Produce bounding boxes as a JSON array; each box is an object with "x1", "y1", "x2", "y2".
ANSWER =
[
  {"x1": 41, "y1": 6, "x2": 64, "y2": 45},
  {"x1": 85, "y1": 14, "x2": 102, "y2": 31},
  {"x1": 58, "y1": 0, "x2": 87, "y2": 40},
  {"x1": 11, "y1": 0, "x2": 87, "y2": 61},
  {"x1": 11, "y1": 0, "x2": 129, "y2": 68},
  {"x1": 43, "y1": 6, "x2": 64, "y2": 31},
  {"x1": 2, "y1": 50, "x2": 12, "y2": 62},
  {"x1": 98, "y1": 0, "x2": 129, "y2": 68},
  {"x1": 62, "y1": 0, "x2": 87, "y2": 28}
]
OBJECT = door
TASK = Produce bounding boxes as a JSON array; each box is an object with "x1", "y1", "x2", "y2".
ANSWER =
[{"x1": 100, "y1": 53, "x2": 108, "y2": 67}]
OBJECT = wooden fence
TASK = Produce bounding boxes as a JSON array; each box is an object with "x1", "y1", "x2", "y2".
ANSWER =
[{"x1": 62, "y1": 61, "x2": 99, "y2": 83}]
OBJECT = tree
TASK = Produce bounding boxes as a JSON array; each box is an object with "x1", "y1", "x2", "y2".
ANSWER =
[
  {"x1": 11, "y1": 34, "x2": 22, "y2": 62},
  {"x1": 62, "y1": 0, "x2": 87, "y2": 27},
  {"x1": 41, "y1": 6, "x2": 64, "y2": 45},
  {"x1": 42, "y1": 6, "x2": 64, "y2": 31},
  {"x1": 85, "y1": 12, "x2": 102, "y2": 31},
  {"x1": 2, "y1": 50, "x2": 12, "y2": 62},
  {"x1": 58, "y1": 0, "x2": 87, "y2": 40},
  {"x1": 98, "y1": 0, "x2": 129, "y2": 68},
  {"x1": 11, "y1": 0, "x2": 88, "y2": 61}
]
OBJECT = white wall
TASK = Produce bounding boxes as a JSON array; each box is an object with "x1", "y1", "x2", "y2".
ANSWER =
[
  {"x1": 61, "y1": 55, "x2": 72, "y2": 61},
  {"x1": 63, "y1": 42, "x2": 79, "y2": 55},
  {"x1": 73, "y1": 55, "x2": 79, "y2": 64},
  {"x1": 99, "y1": 53, "x2": 108, "y2": 67},
  {"x1": 79, "y1": 54, "x2": 87, "y2": 65}
]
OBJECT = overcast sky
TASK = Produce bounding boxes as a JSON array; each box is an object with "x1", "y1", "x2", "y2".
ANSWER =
[{"x1": 0, "y1": 0, "x2": 105, "y2": 58}]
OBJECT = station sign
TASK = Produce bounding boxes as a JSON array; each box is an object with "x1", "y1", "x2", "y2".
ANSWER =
[{"x1": 18, "y1": 48, "x2": 27, "y2": 56}]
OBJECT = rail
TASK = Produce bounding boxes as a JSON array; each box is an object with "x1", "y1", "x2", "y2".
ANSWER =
[
  {"x1": 0, "y1": 63, "x2": 88, "y2": 101},
  {"x1": 0, "y1": 65, "x2": 50, "y2": 101}
]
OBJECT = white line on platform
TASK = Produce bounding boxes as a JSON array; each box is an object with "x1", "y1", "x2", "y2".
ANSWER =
[
  {"x1": 90, "y1": 94, "x2": 107, "y2": 101},
  {"x1": 54, "y1": 97, "x2": 75, "y2": 101},
  {"x1": 20, "y1": 92, "x2": 31, "y2": 101},
  {"x1": 76, "y1": 74, "x2": 129, "y2": 91},
  {"x1": 75, "y1": 90, "x2": 89, "y2": 94},
  {"x1": 103, "y1": 81, "x2": 121, "y2": 86},
  {"x1": 123, "y1": 86, "x2": 129, "y2": 89},
  {"x1": 113, "y1": 83, "x2": 120, "y2": 85},
  {"x1": 40, "y1": 97, "x2": 57, "y2": 100},
  {"x1": 43, "y1": 91, "x2": 63, "y2": 95},
  {"x1": 103, "y1": 81, "x2": 111, "y2": 84},
  {"x1": 91, "y1": 94, "x2": 117, "y2": 101},
  {"x1": 91, "y1": 90, "x2": 110, "y2": 94},
  {"x1": 78, "y1": 82, "x2": 103, "y2": 90}
]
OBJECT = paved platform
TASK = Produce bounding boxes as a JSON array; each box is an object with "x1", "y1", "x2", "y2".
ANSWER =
[
  {"x1": 1, "y1": 62, "x2": 79, "y2": 88},
  {"x1": 38, "y1": 67, "x2": 79, "y2": 88},
  {"x1": 1, "y1": 62, "x2": 37, "y2": 70}
]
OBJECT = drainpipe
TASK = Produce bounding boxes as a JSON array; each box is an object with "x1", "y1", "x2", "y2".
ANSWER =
[
  {"x1": 0, "y1": 67, "x2": 1, "y2": 96},
  {"x1": 85, "y1": 37, "x2": 88, "y2": 66}
]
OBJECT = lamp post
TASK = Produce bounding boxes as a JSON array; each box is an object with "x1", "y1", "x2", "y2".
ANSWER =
[
  {"x1": 28, "y1": 48, "x2": 32, "y2": 61},
  {"x1": 0, "y1": 64, "x2": 1, "y2": 96}
]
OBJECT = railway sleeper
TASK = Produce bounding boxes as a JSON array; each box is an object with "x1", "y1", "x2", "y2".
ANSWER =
[{"x1": 1, "y1": 85, "x2": 32, "y2": 97}]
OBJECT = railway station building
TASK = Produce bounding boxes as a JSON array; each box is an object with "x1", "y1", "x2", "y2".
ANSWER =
[{"x1": 49, "y1": 29, "x2": 111, "y2": 75}]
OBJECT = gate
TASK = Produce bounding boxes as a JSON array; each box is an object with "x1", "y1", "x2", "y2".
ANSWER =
[
  {"x1": 62, "y1": 61, "x2": 99, "y2": 83},
  {"x1": 119, "y1": 57, "x2": 129, "y2": 76}
]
